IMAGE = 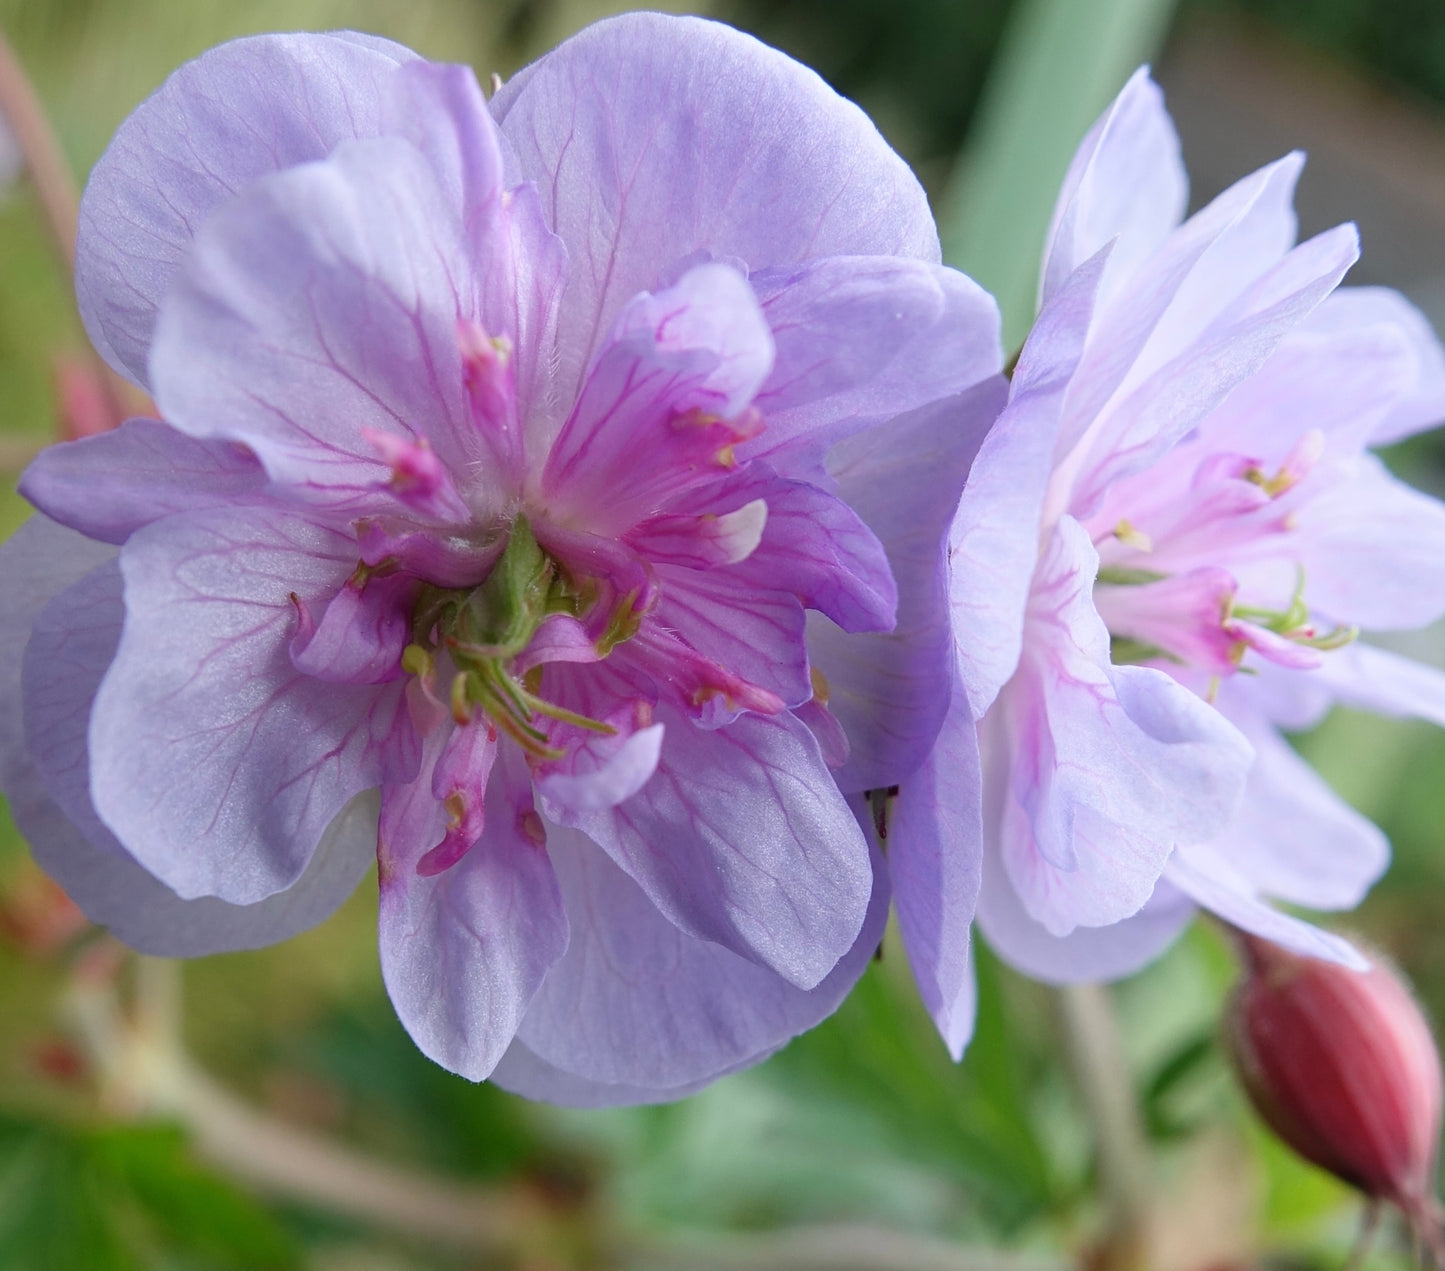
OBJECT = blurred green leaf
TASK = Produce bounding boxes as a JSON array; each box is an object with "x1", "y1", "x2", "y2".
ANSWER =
[
  {"x1": 756, "y1": 940, "x2": 1057, "y2": 1235},
  {"x1": 0, "y1": 1113, "x2": 300, "y2": 1270},
  {"x1": 940, "y1": 0, "x2": 1179, "y2": 348}
]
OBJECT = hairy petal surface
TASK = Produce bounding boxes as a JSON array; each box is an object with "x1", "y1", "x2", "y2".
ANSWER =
[
  {"x1": 492, "y1": 12, "x2": 938, "y2": 410},
  {"x1": 554, "y1": 708, "x2": 871, "y2": 988},
  {"x1": 77, "y1": 32, "x2": 414, "y2": 386},
  {"x1": 90, "y1": 504, "x2": 414, "y2": 903}
]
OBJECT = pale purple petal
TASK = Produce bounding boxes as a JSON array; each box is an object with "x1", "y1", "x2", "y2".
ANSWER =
[
  {"x1": 535, "y1": 723, "x2": 665, "y2": 814},
  {"x1": 1, "y1": 517, "x2": 118, "y2": 825},
  {"x1": 492, "y1": 11, "x2": 938, "y2": 410},
  {"x1": 948, "y1": 247, "x2": 1111, "y2": 720},
  {"x1": 89, "y1": 504, "x2": 416, "y2": 903},
  {"x1": 289, "y1": 573, "x2": 416, "y2": 685},
  {"x1": 76, "y1": 32, "x2": 414, "y2": 386},
  {"x1": 1066, "y1": 222, "x2": 1361, "y2": 515},
  {"x1": 648, "y1": 564, "x2": 810, "y2": 711},
  {"x1": 554, "y1": 707, "x2": 872, "y2": 988},
  {"x1": 1206, "y1": 687, "x2": 1387, "y2": 910},
  {"x1": 1304, "y1": 640, "x2": 1445, "y2": 729},
  {"x1": 1041, "y1": 67, "x2": 1186, "y2": 308},
  {"x1": 975, "y1": 855, "x2": 1195, "y2": 985},
  {"x1": 1056, "y1": 154, "x2": 1304, "y2": 462},
  {"x1": 1165, "y1": 847, "x2": 1366, "y2": 969},
  {"x1": 1305, "y1": 287, "x2": 1445, "y2": 445},
  {"x1": 24, "y1": 560, "x2": 129, "y2": 856},
  {"x1": 649, "y1": 464, "x2": 897, "y2": 636},
  {"x1": 383, "y1": 59, "x2": 569, "y2": 463},
  {"x1": 813, "y1": 382, "x2": 1003, "y2": 792},
  {"x1": 0, "y1": 517, "x2": 374, "y2": 955},
  {"x1": 1190, "y1": 320, "x2": 1415, "y2": 463},
  {"x1": 383, "y1": 60, "x2": 505, "y2": 232},
  {"x1": 540, "y1": 262, "x2": 774, "y2": 530},
  {"x1": 491, "y1": 1038, "x2": 737, "y2": 1107},
  {"x1": 511, "y1": 822, "x2": 889, "y2": 1093},
  {"x1": 888, "y1": 672, "x2": 983, "y2": 1058},
  {"x1": 1292, "y1": 454, "x2": 1445, "y2": 631},
  {"x1": 989, "y1": 517, "x2": 1252, "y2": 935},
  {"x1": 378, "y1": 740, "x2": 568, "y2": 1081},
  {"x1": 19, "y1": 419, "x2": 265, "y2": 545},
  {"x1": 747, "y1": 258, "x2": 1001, "y2": 464},
  {"x1": 149, "y1": 137, "x2": 486, "y2": 508}
]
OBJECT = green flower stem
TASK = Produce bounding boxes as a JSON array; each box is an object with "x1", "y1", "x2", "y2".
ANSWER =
[{"x1": 1056, "y1": 982, "x2": 1152, "y2": 1271}]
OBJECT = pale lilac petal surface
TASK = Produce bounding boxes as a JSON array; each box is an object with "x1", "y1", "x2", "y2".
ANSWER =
[
  {"x1": 1306, "y1": 287, "x2": 1445, "y2": 444},
  {"x1": 974, "y1": 856, "x2": 1195, "y2": 986},
  {"x1": 0, "y1": 517, "x2": 375, "y2": 955},
  {"x1": 948, "y1": 248, "x2": 1110, "y2": 720},
  {"x1": 888, "y1": 673, "x2": 984, "y2": 1058},
  {"x1": 20, "y1": 419, "x2": 265, "y2": 545},
  {"x1": 1293, "y1": 455, "x2": 1445, "y2": 630},
  {"x1": 1060, "y1": 153, "x2": 1306, "y2": 445},
  {"x1": 1205, "y1": 690, "x2": 1387, "y2": 910},
  {"x1": 492, "y1": 12, "x2": 938, "y2": 411},
  {"x1": 1041, "y1": 66, "x2": 1186, "y2": 307},
  {"x1": 992, "y1": 518, "x2": 1251, "y2": 935},
  {"x1": 814, "y1": 384, "x2": 1001, "y2": 792},
  {"x1": 379, "y1": 741, "x2": 568, "y2": 1081},
  {"x1": 513, "y1": 823, "x2": 889, "y2": 1091},
  {"x1": 149, "y1": 138, "x2": 483, "y2": 503},
  {"x1": 1066, "y1": 223, "x2": 1360, "y2": 514},
  {"x1": 1165, "y1": 847, "x2": 1366, "y2": 968},
  {"x1": 557, "y1": 709, "x2": 871, "y2": 988},
  {"x1": 76, "y1": 32, "x2": 414, "y2": 386},
  {"x1": 1306, "y1": 641, "x2": 1445, "y2": 729},
  {"x1": 90, "y1": 505, "x2": 414, "y2": 903},
  {"x1": 748, "y1": 259, "x2": 1001, "y2": 464}
]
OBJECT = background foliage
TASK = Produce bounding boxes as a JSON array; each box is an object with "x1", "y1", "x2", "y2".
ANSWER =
[{"x1": 1, "y1": 1, "x2": 1443, "y2": 1267}]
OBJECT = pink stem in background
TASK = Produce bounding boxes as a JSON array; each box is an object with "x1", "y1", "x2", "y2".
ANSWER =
[{"x1": 0, "y1": 21, "x2": 145, "y2": 437}]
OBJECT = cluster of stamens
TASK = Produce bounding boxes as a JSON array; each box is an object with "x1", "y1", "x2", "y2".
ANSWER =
[{"x1": 401, "y1": 517, "x2": 629, "y2": 761}]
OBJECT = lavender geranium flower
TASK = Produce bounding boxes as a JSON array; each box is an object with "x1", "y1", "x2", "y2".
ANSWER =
[
  {"x1": 0, "y1": 17, "x2": 1004, "y2": 1100},
  {"x1": 890, "y1": 68, "x2": 1445, "y2": 1057}
]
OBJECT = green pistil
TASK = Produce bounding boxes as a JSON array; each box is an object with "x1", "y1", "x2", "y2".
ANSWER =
[
  {"x1": 404, "y1": 515, "x2": 624, "y2": 760},
  {"x1": 1096, "y1": 566, "x2": 1169, "y2": 586}
]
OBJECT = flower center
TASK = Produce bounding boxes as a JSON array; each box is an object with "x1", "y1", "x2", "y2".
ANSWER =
[
  {"x1": 400, "y1": 516, "x2": 633, "y2": 759},
  {"x1": 1089, "y1": 430, "x2": 1357, "y2": 686}
]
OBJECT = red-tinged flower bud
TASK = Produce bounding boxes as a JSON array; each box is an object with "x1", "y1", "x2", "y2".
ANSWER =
[{"x1": 1226, "y1": 932, "x2": 1443, "y2": 1250}]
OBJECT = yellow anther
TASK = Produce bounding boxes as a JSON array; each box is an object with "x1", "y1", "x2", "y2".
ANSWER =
[{"x1": 1113, "y1": 519, "x2": 1153, "y2": 552}]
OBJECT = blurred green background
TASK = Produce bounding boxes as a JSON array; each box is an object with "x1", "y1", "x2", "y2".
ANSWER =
[{"x1": 2, "y1": 0, "x2": 1445, "y2": 1267}]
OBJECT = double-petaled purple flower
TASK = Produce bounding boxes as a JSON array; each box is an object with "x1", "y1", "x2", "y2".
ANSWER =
[
  {"x1": 0, "y1": 16, "x2": 1004, "y2": 1099},
  {"x1": 891, "y1": 68, "x2": 1445, "y2": 1057}
]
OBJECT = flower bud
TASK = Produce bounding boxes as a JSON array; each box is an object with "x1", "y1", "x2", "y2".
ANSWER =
[{"x1": 1225, "y1": 932, "x2": 1443, "y2": 1245}]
